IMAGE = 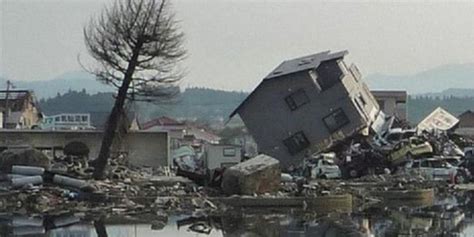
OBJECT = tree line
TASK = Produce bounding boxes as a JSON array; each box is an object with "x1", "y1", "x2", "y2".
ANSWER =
[{"x1": 40, "y1": 89, "x2": 474, "y2": 127}]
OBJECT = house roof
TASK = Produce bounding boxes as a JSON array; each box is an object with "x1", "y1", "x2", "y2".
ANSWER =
[
  {"x1": 0, "y1": 90, "x2": 35, "y2": 112},
  {"x1": 371, "y1": 90, "x2": 407, "y2": 102},
  {"x1": 186, "y1": 127, "x2": 221, "y2": 143},
  {"x1": 459, "y1": 110, "x2": 474, "y2": 118},
  {"x1": 229, "y1": 50, "x2": 348, "y2": 118},
  {"x1": 265, "y1": 50, "x2": 348, "y2": 79},
  {"x1": 141, "y1": 116, "x2": 185, "y2": 130}
]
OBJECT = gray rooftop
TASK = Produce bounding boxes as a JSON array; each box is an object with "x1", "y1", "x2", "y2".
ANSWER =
[{"x1": 265, "y1": 50, "x2": 348, "y2": 79}]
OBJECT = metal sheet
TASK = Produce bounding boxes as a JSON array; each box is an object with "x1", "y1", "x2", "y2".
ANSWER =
[{"x1": 417, "y1": 107, "x2": 459, "y2": 132}]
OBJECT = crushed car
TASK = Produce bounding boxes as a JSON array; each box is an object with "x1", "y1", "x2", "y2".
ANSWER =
[
  {"x1": 339, "y1": 142, "x2": 389, "y2": 178},
  {"x1": 388, "y1": 137, "x2": 433, "y2": 166},
  {"x1": 303, "y1": 153, "x2": 341, "y2": 179}
]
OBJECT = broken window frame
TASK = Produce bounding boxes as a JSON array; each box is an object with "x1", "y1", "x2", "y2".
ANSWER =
[
  {"x1": 323, "y1": 108, "x2": 350, "y2": 133},
  {"x1": 283, "y1": 131, "x2": 310, "y2": 155},
  {"x1": 285, "y1": 89, "x2": 310, "y2": 111}
]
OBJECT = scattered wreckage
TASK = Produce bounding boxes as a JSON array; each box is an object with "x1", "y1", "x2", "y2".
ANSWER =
[
  {"x1": 335, "y1": 109, "x2": 472, "y2": 182},
  {"x1": 223, "y1": 50, "x2": 472, "y2": 187},
  {"x1": 1, "y1": 50, "x2": 474, "y2": 235}
]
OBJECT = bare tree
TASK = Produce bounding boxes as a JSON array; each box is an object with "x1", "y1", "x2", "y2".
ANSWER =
[{"x1": 83, "y1": 0, "x2": 186, "y2": 179}]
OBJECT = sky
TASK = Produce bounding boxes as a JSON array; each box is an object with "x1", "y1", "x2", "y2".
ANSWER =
[{"x1": 1, "y1": 0, "x2": 474, "y2": 91}]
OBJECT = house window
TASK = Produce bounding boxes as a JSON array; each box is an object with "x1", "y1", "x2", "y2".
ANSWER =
[
  {"x1": 354, "y1": 94, "x2": 368, "y2": 115},
  {"x1": 315, "y1": 60, "x2": 343, "y2": 91},
  {"x1": 323, "y1": 108, "x2": 350, "y2": 132},
  {"x1": 285, "y1": 89, "x2": 310, "y2": 111},
  {"x1": 55, "y1": 117, "x2": 60, "y2": 122},
  {"x1": 223, "y1": 148, "x2": 237, "y2": 157},
  {"x1": 82, "y1": 116, "x2": 88, "y2": 122},
  {"x1": 283, "y1": 131, "x2": 310, "y2": 155},
  {"x1": 359, "y1": 95, "x2": 367, "y2": 106}
]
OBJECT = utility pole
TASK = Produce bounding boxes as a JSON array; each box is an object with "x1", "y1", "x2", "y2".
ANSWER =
[{"x1": 3, "y1": 80, "x2": 13, "y2": 129}]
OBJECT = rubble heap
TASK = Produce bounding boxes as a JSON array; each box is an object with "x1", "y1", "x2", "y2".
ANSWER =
[{"x1": 0, "y1": 151, "x2": 222, "y2": 218}]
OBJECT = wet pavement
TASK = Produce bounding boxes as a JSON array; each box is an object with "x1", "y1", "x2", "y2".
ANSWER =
[{"x1": 2, "y1": 191, "x2": 474, "y2": 237}]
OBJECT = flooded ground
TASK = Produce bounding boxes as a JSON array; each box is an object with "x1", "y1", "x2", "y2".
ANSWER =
[{"x1": 2, "y1": 191, "x2": 474, "y2": 237}]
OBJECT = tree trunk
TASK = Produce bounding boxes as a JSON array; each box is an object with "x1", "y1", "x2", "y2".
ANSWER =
[
  {"x1": 92, "y1": 43, "x2": 142, "y2": 179},
  {"x1": 94, "y1": 219, "x2": 108, "y2": 237}
]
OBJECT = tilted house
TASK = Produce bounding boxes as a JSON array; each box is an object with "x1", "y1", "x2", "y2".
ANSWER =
[{"x1": 230, "y1": 50, "x2": 380, "y2": 167}]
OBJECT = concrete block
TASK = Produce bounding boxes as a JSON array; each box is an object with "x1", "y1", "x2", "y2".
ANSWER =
[{"x1": 221, "y1": 154, "x2": 281, "y2": 195}]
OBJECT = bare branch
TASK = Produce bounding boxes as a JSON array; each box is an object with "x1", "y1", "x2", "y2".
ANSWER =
[
  {"x1": 84, "y1": 0, "x2": 185, "y2": 100},
  {"x1": 83, "y1": 0, "x2": 186, "y2": 179}
]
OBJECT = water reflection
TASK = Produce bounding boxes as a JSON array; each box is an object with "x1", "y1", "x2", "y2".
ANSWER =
[{"x1": 1, "y1": 192, "x2": 474, "y2": 237}]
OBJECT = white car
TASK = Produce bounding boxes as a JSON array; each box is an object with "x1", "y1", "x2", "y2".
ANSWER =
[
  {"x1": 305, "y1": 153, "x2": 342, "y2": 179},
  {"x1": 408, "y1": 158, "x2": 466, "y2": 183}
]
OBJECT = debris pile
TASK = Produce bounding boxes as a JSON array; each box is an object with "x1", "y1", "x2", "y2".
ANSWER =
[
  {"x1": 328, "y1": 108, "x2": 472, "y2": 185},
  {"x1": 0, "y1": 149, "x2": 50, "y2": 172},
  {"x1": 0, "y1": 151, "x2": 221, "y2": 218}
]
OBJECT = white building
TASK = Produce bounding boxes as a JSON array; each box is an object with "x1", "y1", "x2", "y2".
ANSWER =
[{"x1": 41, "y1": 113, "x2": 94, "y2": 130}]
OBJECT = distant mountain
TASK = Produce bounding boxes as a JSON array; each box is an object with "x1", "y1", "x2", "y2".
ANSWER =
[
  {"x1": 0, "y1": 71, "x2": 113, "y2": 99},
  {"x1": 3, "y1": 62, "x2": 474, "y2": 99},
  {"x1": 365, "y1": 64, "x2": 474, "y2": 94}
]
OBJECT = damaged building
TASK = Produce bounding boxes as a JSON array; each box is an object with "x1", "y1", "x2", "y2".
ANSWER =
[
  {"x1": 0, "y1": 90, "x2": 42, "y2": 129},
  {"x1": 230, "y1": 50, "x2": 380, "y2": 167},
  {"x1": 371, "y1": 90, "x2": 407, "y2": 121}
]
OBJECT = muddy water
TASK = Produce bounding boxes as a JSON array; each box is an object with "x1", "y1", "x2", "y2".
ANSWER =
[{"x1": 2, "y1": 193, "x2": 474, "y2": 237}]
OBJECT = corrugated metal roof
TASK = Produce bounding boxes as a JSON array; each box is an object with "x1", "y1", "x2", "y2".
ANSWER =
[{"x1": 265, "y1": 50, "x2": 348, "y2": 79}]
